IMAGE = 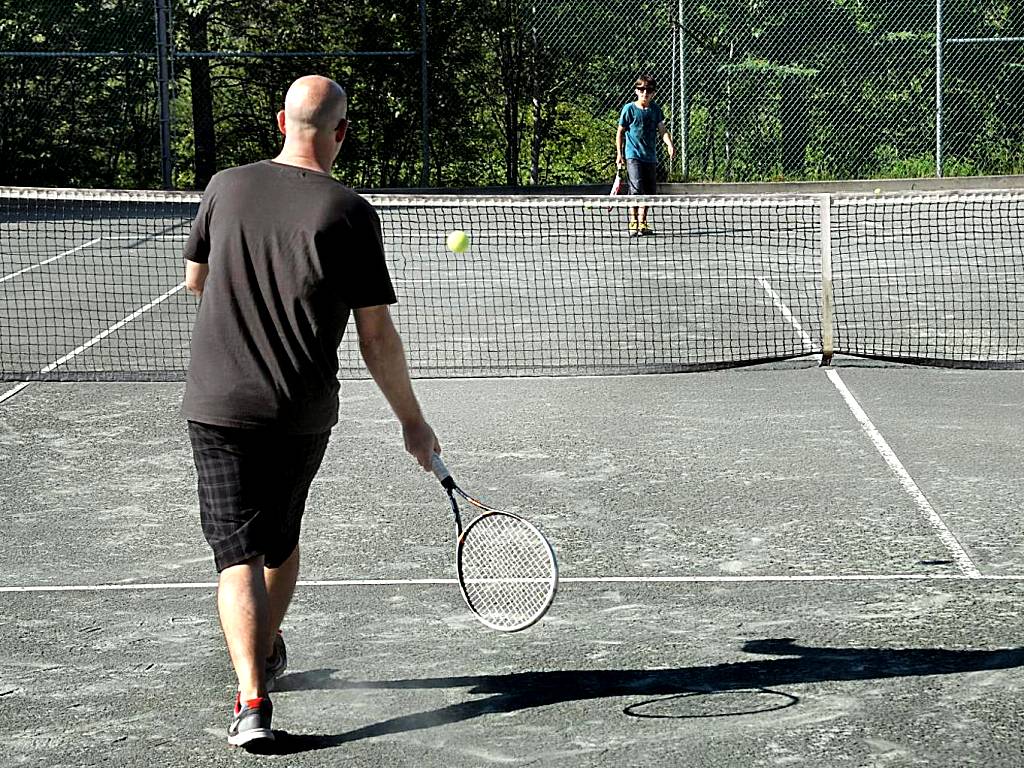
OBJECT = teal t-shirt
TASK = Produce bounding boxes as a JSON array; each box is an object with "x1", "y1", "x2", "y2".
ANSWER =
[{"x1": 618, "y1": 102, "x2": 664, "y2": 163}]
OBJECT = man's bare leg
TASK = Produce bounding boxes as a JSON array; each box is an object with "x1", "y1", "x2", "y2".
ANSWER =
[
  {"x1": 218, "y1": 557, "x2": 269, "y2": 700},
  {"x1": 265, "y1": 545, "x2": 300, "y2": 650}
]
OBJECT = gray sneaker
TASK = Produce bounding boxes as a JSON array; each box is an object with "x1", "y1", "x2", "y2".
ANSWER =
[
  {"x1": 228, "y1": 694, "x2": 274, "y2": 747},
  {"x1": 265, "y1": 631, "x2": 287, "y2": 691}
]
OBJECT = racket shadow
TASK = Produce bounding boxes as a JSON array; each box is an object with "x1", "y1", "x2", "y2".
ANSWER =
[{"x1": 264, "y1": 638, "x2": 1024, "y2": 754}]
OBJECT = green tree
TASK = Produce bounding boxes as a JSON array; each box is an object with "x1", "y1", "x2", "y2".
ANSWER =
[{"x1": 0, "y1": 0, "x2": 160, "y2": 187}]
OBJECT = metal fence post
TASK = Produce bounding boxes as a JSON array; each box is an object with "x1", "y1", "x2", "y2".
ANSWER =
[
  {"x1": 677, "y1": 0, "x2": 689, "y2": 181},
  {"x1": 670, "y1": 5, "x2": 677, "y2": 179},
  {"x1": 419, "y1": 0, "x2": 430, "y2": 187},
  {"x1": 154, "y1": 0, "x2": 173, "y2": 189},
  {"x1": 935, "y1": 0, "x2": 944, "y2": 178}
]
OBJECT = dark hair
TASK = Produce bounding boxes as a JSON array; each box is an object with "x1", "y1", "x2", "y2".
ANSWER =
[{"x1": 634, "y1": 74, "x2": 657, "y2": 91}]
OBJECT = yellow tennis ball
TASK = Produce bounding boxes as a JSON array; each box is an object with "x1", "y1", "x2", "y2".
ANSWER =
[
  {"x1": 446, "y1": 230, "x2": 470, "y2": 253},
  {"x1": 873, "y1": 187, "x2": 882, "y2": 195}
]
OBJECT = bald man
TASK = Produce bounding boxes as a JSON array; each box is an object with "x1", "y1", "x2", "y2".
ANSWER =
[{"x1": 182, "y1": 75, "x2": 439, "y2": 749}]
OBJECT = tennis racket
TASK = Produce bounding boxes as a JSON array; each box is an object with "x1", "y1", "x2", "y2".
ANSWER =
[
  {"x1": 607, "y1": 169, "x2": 624, "y2": 211},
  {"x1": 431, "y1": 453, "x2": 558, "y2": 632},
  {"x1": 609, "y1": 170, "x2": 623, "y2": 196}
]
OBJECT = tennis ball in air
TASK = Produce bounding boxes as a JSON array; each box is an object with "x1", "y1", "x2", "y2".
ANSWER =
[
  {"x1": 873, "y1": 187, "x2": 882, "y2": 195},
  {"x1": 446, "y1": 230, "x2": 470, "y2": 253}
]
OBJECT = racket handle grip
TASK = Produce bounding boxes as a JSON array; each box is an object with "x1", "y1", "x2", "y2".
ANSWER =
[{"x1": 431, "y1": 452, "x2": 456, "y2": 489}]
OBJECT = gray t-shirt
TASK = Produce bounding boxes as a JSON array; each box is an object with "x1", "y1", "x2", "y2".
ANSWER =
[{"x1": 182, "y1": 160, "x2": 396, "y2": 433}]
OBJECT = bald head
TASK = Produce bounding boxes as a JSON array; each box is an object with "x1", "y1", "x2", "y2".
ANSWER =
[
  {"x1": 283, "y1": 76, "x2": 347, "y2": 133},
  {"x1": 275, "y1": 75, "x2": 350, "y2": 173}
]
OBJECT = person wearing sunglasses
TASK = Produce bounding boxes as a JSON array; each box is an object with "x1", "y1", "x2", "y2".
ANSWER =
[{"x1": 615, "y1": 74, "x2": 675, "y2": 236}]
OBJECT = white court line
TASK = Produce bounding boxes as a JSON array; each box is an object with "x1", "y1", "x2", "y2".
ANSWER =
[
  {"x1": 32, "y1": 282, "x2": 188, "y2": 376},
  {"x1": 396, "y1": 271, "x2": 774, "y2": 286},
  {"x1": 0, "y1": 238, "x2": 101, "y2": 283},
  {"x1": 756, "y1": 277, "x2": 983, "y2": 579},
  {"x1": 0, "y1": 382, "x2": 31, "y2": 403},
  {"x1": 825, "y1": 369, "x2": 982, "y2": 578},
  {"x1": 1, "y1": 233, "x2": 187, "y2": 395},
  {"x1": 755, "y1": 277, "x2": 819, "y2": 352},
  {"x1": 104, "y1": 234, "x2": 189, "y2": 240},
  {"x1": 0, "y1": 282, "x2": 188, "y2": 399},
  {"x1": 2, "y1": 573, "x2": 1023, "y2": 593}
]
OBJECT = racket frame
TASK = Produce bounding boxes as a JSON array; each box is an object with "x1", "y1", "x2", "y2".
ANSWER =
[{"x1": 432, "y1": 454, "x2": 558, "y2": 632}]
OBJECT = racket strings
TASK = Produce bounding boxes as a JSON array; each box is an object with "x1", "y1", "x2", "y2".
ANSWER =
[{"x1": 459, "y1": 513, "x2": 556, "y2": 630}]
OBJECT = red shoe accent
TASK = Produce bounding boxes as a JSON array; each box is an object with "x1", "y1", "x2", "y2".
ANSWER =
[{"x1": 234, "y1": 694, "x2": 269, "y2": 714}]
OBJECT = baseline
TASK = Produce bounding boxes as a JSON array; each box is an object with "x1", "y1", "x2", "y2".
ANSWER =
[{"x1": 3, "y1": 572, "x2": 1023, "y2": 594}]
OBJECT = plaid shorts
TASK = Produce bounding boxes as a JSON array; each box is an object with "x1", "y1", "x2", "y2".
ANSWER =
[{"x1": 187, "y1": 421, "x2": 330, "y2": 572}]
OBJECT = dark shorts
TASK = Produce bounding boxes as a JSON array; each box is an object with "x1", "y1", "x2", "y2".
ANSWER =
[
  {"x1": 626, "y1": 159, "x2": 658, "y2": 195},
  {"x1": 188, "y1": 421, "x2": 330, "y2": 572}
]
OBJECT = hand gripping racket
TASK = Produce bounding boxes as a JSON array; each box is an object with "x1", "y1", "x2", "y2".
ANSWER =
[{"x1": 431, "y1": 453, "x2": 558, "y2": 632}]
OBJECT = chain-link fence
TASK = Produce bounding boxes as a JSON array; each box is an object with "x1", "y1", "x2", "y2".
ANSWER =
[
  {"x1": 2, "y1": 0, "x2": 1022, "y2": 189},
  {"x1": 0, "y1": 0, "x2": 428, "y2": 190},
  {"x1": 533, "y1": 0, "x2": 1024, "y2": 182},
  {"x1": 940, "y1": 3, "x2": 1024, "y2": 177},
  {"x1": 0, "y1": 0, "x2": 164, "y2": 188},
  {"x1": 167, "y1": 0, "x2": 428, "y2": 190}
]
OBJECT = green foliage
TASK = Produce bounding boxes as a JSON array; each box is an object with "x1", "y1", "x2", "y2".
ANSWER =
[
  {"x1": 0, "y1": 0, "x2": 161, "y2": 187},
  {"x1": 0, "y1": 0, "x2": 1022, "y2": 188}
]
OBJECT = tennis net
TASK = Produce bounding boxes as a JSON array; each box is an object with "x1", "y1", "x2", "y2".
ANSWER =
[{"x1": 1, "y1": 186, "x2": 1021, "y2": 381}]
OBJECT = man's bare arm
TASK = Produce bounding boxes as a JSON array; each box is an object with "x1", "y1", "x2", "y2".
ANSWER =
[
  {"x1": 185, "y1": 261, "x2": 209, "y2": 296},
  {"x1": 354, "y1": 305, "x2": 439, "y2": 469}
]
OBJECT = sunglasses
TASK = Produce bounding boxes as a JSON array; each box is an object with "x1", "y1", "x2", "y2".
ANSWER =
[{"x1": 635, "y1": 86, "x2": 655, "y2": 92}]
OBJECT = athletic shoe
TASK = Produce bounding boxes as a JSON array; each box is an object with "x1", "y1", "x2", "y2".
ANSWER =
[
  {"x1": 628, "y1": 220, "x2": 639, "y2": 236},
  {"x1": 228, "y1": 694, "x2": 274, "y2": 747},
  {"x1": 638, "y1": 222, "x2": 652, "y2": 236},
  {"x1": 265, "y1": 631, "x2": 287, "y2": 691}
]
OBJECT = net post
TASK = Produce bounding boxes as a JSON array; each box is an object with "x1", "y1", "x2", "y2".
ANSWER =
[
  {"x1": 818, "y1": 194, "x2": 834, "y2": 366},
  {"x1": 153, "y1": 0, "x2": 174, "y2": 189}
]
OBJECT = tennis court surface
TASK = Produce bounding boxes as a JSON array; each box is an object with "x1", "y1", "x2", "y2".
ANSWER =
[{"x1": 1, "y1": 186, "x2": 1022, "y2": 766}]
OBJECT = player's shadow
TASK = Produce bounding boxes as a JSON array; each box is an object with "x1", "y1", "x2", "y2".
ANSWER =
[{"x1": 263, "y1": 638, "x2": 1024, "y2": 755}]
